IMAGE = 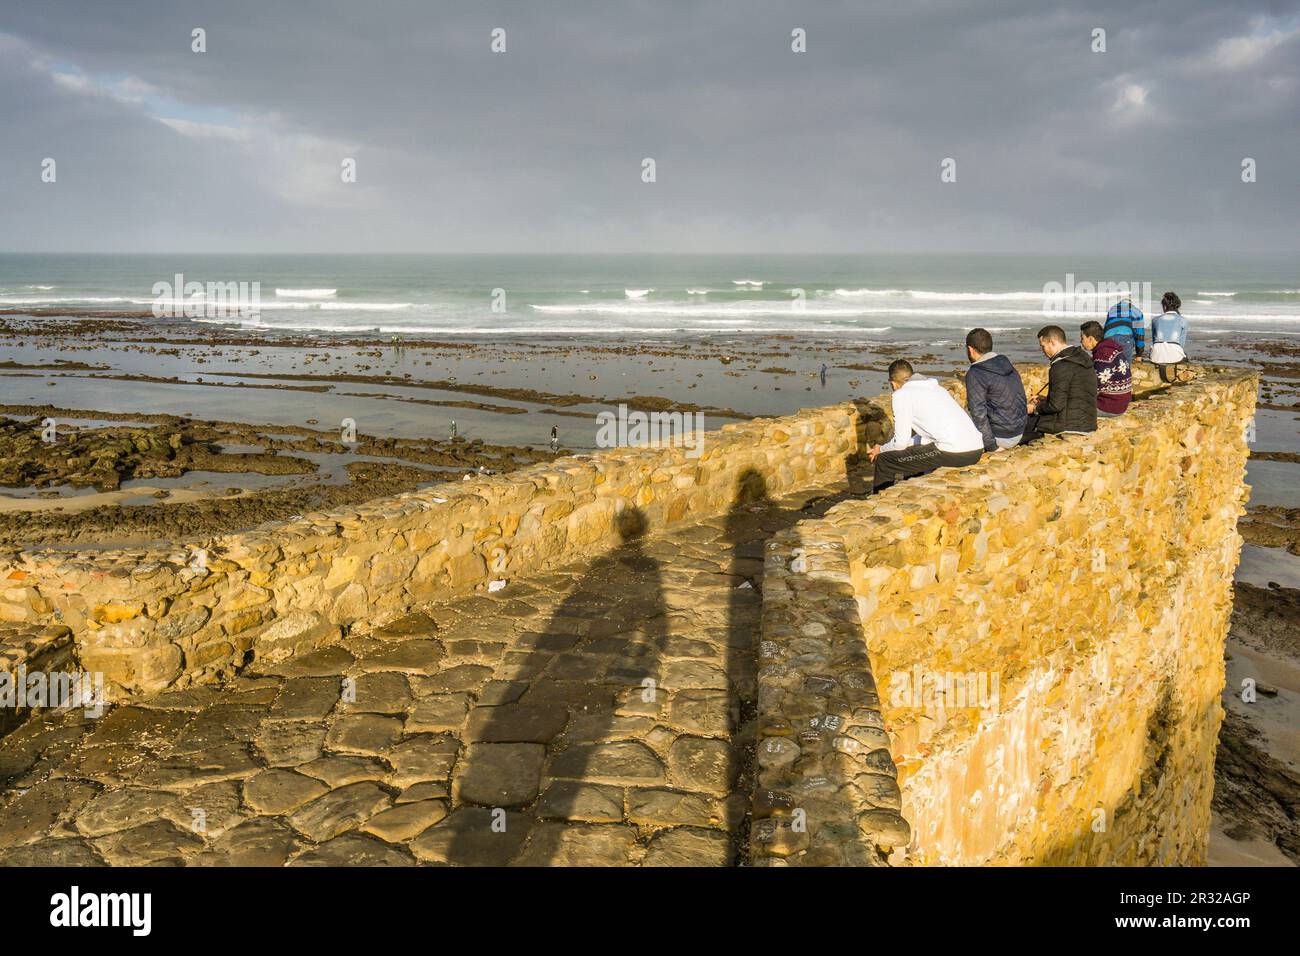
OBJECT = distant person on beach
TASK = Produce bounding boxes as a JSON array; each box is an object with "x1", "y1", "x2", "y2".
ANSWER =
[
  {"x1": 868, "y1": 359, "x2": 984, "y2": 492},
  {"x1": 1022, "y1": 326, "x2": 1098, "y2": 442},
  {"x1": 1104, "y1": 297, "x2": 1145, "y2": 365},
  {"x1": 963, "y1": 328, "x2": 1027, "y2": 450},
  {"x1": 1150, "y1": 291, "x2": 1191, "y2": 384},
  {"x1": 1080, "y1": 320, "x2": 1131, "y2": 416}
]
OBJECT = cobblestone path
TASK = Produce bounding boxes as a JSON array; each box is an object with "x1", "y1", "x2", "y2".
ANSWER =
[{"x1": 0, "y1": 475, "x2": 857, "y2": 866}]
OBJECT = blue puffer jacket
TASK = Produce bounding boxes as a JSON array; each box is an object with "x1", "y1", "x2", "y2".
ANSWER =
[{"x1": 965, "y1": 353, "x2": 1029, "y2": 451}]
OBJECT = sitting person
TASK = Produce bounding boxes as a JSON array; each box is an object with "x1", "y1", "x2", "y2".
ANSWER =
[
  {"x1": 1104, "y1": 296, "x2": 1146, "y2": 365},
  {"x1": 1150, "y1": 291, "x2": 1191, "y2": 383},
  {"x1": 1022, "y1": 325, "x2": 1098, "y2": 442},
  {"x1": 1080, "y1": 320, "x2": 1131, "y2": 416},
  {"x1": 868, "y1": 359, "x2": 984, "y2": 492},
  {"x1": 964, "y1": 327, "x2": 1028, "y2": 450}
]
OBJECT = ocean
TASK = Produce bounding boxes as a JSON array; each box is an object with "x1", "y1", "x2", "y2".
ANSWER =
[{"x1": 2, "y1": 253, "x2": 1298, "y2": 343}]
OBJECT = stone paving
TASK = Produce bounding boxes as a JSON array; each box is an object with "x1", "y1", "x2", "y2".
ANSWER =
[{"x1": 0, "y1": 477, "x2": 858, "y2": 866}]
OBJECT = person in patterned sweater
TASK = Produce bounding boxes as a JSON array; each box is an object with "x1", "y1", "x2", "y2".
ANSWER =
[{"x1": 1080, "y1": 320, "x2": 1131, "y2": 417}]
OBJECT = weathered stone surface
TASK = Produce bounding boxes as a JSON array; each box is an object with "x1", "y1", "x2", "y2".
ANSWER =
[
  {"x1": 0, "y1": 779, "x2": 99, "y2": 847},
  {"x1": 297, "y1": 755, "x2": 389, "y2": 788},
  {"x1": 371, "y1": 612, "x2": 438, "y2": 640},
  {"x1": 396, "y1": 780, "x2": 449, "y2": 803},
  {"x1": 172, "y1": 780, "x2": 246, "y2": 838},
  {"x1": 405, "y1": 694, "x2": 471, "y2": 733},
  {"x1": 421, "y1": 664, "x2": 494, "y2": 693},
  {"x1": 267, "y1": 678, "x2": 340, "y2": 721},
  {"x1": 0, "y1": 837, "x2": 106, "y2": 867},
  {"x1": 515, "y1": 822, "x2": 638, "y2": 866},
  {"x1": 386, "y1": 736, "x2": 459, "y2": 788},
  {"x1": 453, "y1": 743, "x2": 545, "y2": 807},
  {"x1": 547, "y1": 741, "x2": 665, "y2": 783},
  {"x1": 668, "y1": 736, "x2": 735, "y2": 794},
  {"x1": 408, "y1": 807, "x2": 532, "y2": 865},
  {"x1": 342, "y1": 671, "x2": 412, "y2": 714},
  {"x1": 170, "y1": 705, "x2": 265, "y2": 753},
  {"x1": 287, "y1": 782, "x2": 392, "y2": 842},
  {"x1": 255, "y1": 720, "x2": 328, "y2": 767},
  {"x1": 92, "y1": 820, "x2": 204, "y2": 865},
  {"x1": 643, "y1": 827, "x2": 733, "y2": 866},
  {"x1": 132, "y1": 743, "x2": 261, "y2": 790},
  {"x1": 75, "y1": 787, "x2": 182, "y2": 837},
  {"x1": 357, "y1": 640, "x2": 444, "y2": 675},
  {"x1": 464, "y1": 704, "x2": 568, "y2": 744},
  {"x1": 858, "y1": 808, "x2": 911, "y2": 847},
  {"x1": 627, "y1": 788, "x2": 724, "y2": 828},
  {"x1": 289, "y1": 833, "x2": 414, "y2": 866},
  {"x1": 195, "y1": 818, "x2": 303, "y2": 866},
  {"x1": 81, "y1": 706, "x2": 191, "y2": 749},
  {"x1": 362, "y1": 799, "x2": 449, "y2": 842},
  {"x1": 253, "y1": 612, "x2": 340, "y2": 664},
  {"x1": 668, "y1": 689, "x2": 732, "y2": 735},
  {"x1": 262, "y1": 646, "x2": 354, "y2": 678},
  {"x1": 536, "y1": 781, "x2": 624, "y2": 823},
  {"x1": 243, "y1": 769, "x2": 329, "y2": 815},
  {"x1": 325, "y1": 714, "x2": 403, "y2": 756}
]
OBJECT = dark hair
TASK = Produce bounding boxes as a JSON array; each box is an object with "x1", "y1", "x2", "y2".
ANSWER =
[
  {"x1": 1079, "y1": 320, "x2": 1105, "y2": 342},
  {"x1": 1161, "y1": 291, "x2": 1181, "y2": 312},
  {"x1": 966, "y1": 328, "x2": 993, "y2": 355},
  {"x1": 1036, "y1": 325, "x2": 1067, "y2": 345},
  {"x1": 887, "y1": 359, "x2": 914, "y2": 384}
]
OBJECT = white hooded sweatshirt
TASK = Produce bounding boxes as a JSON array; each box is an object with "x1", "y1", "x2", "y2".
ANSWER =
[{"x1": 882, "y1": 376, "x2": 984, "y2": 454}]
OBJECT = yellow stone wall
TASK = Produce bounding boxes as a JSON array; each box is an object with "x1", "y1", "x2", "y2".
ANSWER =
[
  {"x1": 754, "y1": 364, "x2": 1256, "y2": 865},
  {"x1": 1, "y1": 404, "x2": 858, "y2": 697}
]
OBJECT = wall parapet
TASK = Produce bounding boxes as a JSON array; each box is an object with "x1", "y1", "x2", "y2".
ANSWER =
[
  {"x1": 1, "y1": 402, "x2": 860, "y2": 701},
  {"x1": 752, "y1": 365, "x2": 1256, "y2": 866}
]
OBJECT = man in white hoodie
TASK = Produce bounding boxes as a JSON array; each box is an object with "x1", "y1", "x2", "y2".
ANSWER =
[{"x1": 868, "y1": 360, "x2": 985, "y2": 493}]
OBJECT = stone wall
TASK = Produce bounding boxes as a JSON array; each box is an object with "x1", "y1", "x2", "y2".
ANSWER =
[
  {"x1": 0, "y1": 404, "x2": 859, "y2": 700},
  {"x1": 752, "y1": 364, "x2": 1256, "y2": 865}
]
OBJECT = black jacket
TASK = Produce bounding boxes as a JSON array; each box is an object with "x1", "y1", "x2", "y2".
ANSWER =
[
  {"x1": 965, "y1": 354, "x2": 1029, "y2": 451},
  {"x1": 1036, "y1": 346, "x2": 1098, "y2": 434}
]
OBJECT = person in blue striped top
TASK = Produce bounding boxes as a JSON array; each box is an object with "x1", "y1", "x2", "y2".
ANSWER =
[
  {"x1": 1150, "y1": 291, "x2": 1191, "y2": 383},
  {"x1": 1104, "y1": 297, "x2": 1146, "y2": 365}
]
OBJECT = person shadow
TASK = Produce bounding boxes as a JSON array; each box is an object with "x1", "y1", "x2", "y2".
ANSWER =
[
  {"x1": 440, "y1": 456, "x2": 873, "y2": 865},
  {"x1": 442, "y1": 505, "x2": 667, "y2": 865},
  {"x1": 722, "y1": 469, "x2": 772, "y2": 858}
]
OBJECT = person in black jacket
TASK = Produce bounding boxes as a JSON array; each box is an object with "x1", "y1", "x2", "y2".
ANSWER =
[
  {"x1": 1022, "y1": 325, "x2": 1098, "y2": 442},
  {"x1": 964, "y1": 328, "x2": 1028, "y2": 451}
]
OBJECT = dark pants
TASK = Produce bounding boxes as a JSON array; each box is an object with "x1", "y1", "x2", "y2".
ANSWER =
[
  {"x1": 1113, "y1": 335, "x2": 1136, "y2": 366},
  {"x1": 872, "y1": 442, "x2": 983, "y2": 491},
  {"x1": 1022, "y1": 413, "x2": 1096, "y2": 445}
]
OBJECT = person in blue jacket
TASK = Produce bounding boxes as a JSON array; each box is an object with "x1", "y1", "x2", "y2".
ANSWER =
[
  {"x1": 963, "y1": 328, "x2": 1028, "y2": 450},
  {"x1": 1150, "y1": 291, "x2": 1190, "y2": 383},
  {"x1": 1104, "y1": 297, "x2": 1146, "y2": 366}
]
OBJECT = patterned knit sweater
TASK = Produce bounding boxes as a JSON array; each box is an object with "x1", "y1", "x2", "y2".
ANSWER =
[{"x1": 1093, "y1": 337, "x2": 1132, "y2": 414}]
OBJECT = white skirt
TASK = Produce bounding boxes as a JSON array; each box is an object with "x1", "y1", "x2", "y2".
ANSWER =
[{"x1": 1150, "y1": 341, "x2": 1187, "y2": 365}]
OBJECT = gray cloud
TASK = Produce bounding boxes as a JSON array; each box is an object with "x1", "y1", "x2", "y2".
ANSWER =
[{"x1": 1, "y1": 0, "x2": 1297, "y2": 252}]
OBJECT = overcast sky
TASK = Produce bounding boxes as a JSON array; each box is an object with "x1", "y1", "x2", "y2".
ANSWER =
[{"x1": 2, "y1": 0, "x2": 1297, "y2": 254}]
